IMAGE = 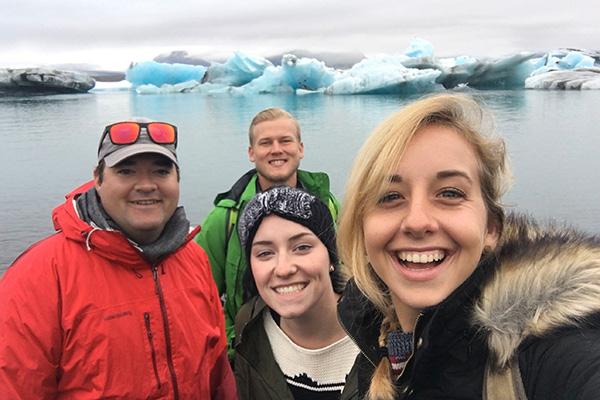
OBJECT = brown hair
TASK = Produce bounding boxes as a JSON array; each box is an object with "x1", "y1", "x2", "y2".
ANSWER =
[
  {"x1": 337, "y1": 94, "x2": 511, "y2": 399},
  {"x1": 248, "y1": 107, "x2": 301, "y2": 145}
]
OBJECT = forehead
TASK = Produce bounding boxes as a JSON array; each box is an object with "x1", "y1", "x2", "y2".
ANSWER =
[
  {"x1": 254, "y1": 215, "x2": 312, "y2": 239},
  {"x1": 113, "y1": 153, "x2": 174, "y2": 167},
  {"x1": 252, "y1": 118, "x2": 298, "y2": 140},
  {"x1": 394, "y1": 125, "x2": 480, "y2": 179}
]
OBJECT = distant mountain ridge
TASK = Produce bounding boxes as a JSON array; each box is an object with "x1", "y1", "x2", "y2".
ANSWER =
[{"x1": 153, "y1": 49, "x2": 365, "y2": 69}]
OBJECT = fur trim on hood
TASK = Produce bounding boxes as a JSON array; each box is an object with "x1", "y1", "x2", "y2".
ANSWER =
[{"x1": 473, "y1": 213, "x2": 600, "y2": 370}]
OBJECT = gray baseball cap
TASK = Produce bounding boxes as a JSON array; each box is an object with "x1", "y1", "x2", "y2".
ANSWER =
[{"x1": 97, "y1": 119, "x2": 178, "y2": 167}]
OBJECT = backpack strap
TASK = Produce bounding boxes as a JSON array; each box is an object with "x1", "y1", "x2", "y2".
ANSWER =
[{"x1": 483, "y1": 356, "x2": 527, "y2": 400}]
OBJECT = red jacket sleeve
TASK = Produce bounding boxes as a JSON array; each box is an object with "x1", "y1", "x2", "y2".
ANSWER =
[
  {"x1": 0, "y1": 242, "x2": 63, "y2": 399},
  {"x1": 210, "y1": 349, "x2": 238, "y2": 399}
]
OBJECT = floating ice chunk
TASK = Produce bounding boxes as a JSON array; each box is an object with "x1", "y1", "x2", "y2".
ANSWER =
[
  {"x1": 324, "y1": 55, "x2": 442, "y2": 95},
  {"x1": 135, "y1": 80, "x2": 199, "y2": 94},
  {"x1": 454, "y1": 56, "x2": 477, "y2": 66},
  {"x1": 203, "y1": 52, "x2": 272, "y2": 86},
  {"x1": 404, "y1": 38, "x2": 434, "y2": 58},
  {"x1": 238, "y1": 66, "x2": 294, "y2": 94},
  {"x1": 281, "y1": 54, "x2": 338, "y2": 90},
  {"x1": 230, "y1": 53, "x2": 337, "y2": 94},
  {"x1": 439, "y1": 53, "x2": 538, "y2": 89},
  {"x1": 558, "y1": 51, "x2": 595, "y2": 69},
  {"x1": 90, "y1": 80, "x2": 132, "y2": 92},
  {"x1": 126, "y1": 61, "x2": 206, "y2": 87},
  {"x1": 525, "y1": 68, "x2": 600, "y2": 90}
]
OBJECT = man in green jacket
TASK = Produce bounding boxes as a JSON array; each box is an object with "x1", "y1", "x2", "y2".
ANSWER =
[{"x1": 195, "y1": 108, "x2": 340, "y2": 356}]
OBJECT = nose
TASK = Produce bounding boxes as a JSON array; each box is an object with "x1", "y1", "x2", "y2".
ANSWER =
[
  {"x1": 270, "y1": 140, "x2": 283, "y2": 154},
  {"x1": 134, "y1": 172, "x2": 158, "y2": 193},
  {"x1": 400, "y1": 198, "x2": 437, "y2": 238},
  {"x1": 273, "y1": 253, "x2": 298, "y2": 277}
]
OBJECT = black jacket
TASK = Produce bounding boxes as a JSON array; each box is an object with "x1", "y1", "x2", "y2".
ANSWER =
[
  {"x1": 234, "y1": 296, "x2": 360, "y2": 400},
  {"x1": 338, "y1": 214, "x2": 600, "y2": 399}
]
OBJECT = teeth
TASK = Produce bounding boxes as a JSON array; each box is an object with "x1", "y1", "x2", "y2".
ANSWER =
[
  {"x1": 133, "y1": 200, "x2": 159, "y2": 205},
  {"x1": 398, "y1": 250, "x2": 445, "y2": 264},
  {"x1": 270, "y1": 160, "x2": 285, "y2": 166},
  {"x1": 274, "y1": 283, "x2": 306, "y2": 294}
]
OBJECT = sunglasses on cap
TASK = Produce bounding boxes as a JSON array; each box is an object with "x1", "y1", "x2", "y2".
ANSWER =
[{"x1": 101, "y1": 121, "x2": 178, "y2": 147}]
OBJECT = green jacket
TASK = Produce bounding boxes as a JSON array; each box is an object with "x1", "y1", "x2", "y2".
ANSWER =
[
  {"x1": 195, "y1": 168, "x2": 340, "y2": 356},
  {"x1": 234, "y1": 297, "x2": 359, "y2": 400}
]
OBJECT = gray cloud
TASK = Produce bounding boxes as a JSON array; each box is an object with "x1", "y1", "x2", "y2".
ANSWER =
[{"x1": 1, "y1": 0, "x2": 598, "y2": 68}]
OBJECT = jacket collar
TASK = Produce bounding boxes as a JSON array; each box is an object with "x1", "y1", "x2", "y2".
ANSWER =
[
  {"x1": 214, "y1": 169, "x2": 332, "y2": 208},
  {"x1": 337, "y1": 256, "x2": 494, "y2": 367},
  {"x1": 51, "y1": 181, "x2": 199, "y2": 268}
]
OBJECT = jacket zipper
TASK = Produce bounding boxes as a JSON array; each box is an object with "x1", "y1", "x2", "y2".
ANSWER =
[
  {"x1": 144, "y1": 312, "x2": 162, "y2": 389},
  {"x1": 396, "y1": 312, "x2": 424, "y2": 399},
  {"x1": 152, "y1": 265, "x2": 179, "y2": 400}
]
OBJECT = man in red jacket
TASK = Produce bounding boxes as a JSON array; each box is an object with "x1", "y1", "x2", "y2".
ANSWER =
[{"x1": 0, "y1": 120, "x2": 237, "y2": 399}]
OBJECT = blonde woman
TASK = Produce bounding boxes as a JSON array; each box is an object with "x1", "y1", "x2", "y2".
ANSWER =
[{"x1": 337, "y1": 94, "x2": 600, "y2": 399}]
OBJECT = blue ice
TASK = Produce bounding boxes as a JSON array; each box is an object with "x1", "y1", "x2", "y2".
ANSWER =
[{"x1": 126, "y1": 61, "x2": 206, "y2": 87}]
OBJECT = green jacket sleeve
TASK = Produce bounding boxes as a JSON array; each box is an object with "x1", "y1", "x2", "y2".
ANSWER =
[
  {"x1": 195, "y1": 207, "x2": 228, "y2": 296},
  {"x1": 195, "y1": 205, "x2": 238, "y2": 358}
]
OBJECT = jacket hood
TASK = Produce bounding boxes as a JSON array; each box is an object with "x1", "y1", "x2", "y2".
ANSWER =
[
  {"x1": 473, "y1": 213, "x2": 600, "y2": 369},
  {"x1": 51, "y1": 180, "x2": 199, "y2": 267}
]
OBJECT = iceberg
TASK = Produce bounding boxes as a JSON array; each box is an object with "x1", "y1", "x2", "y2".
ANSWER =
[
  {"x1": 91, "y1": 80, "x2": 131, "y2": 92},
  {"x1": 0, "y1": 68, "x2": 95, "y2": 94},
  {"x1": 136, "y1": 80, "x2": 200, "y2": 94},
  {"x1": 438, "y1": 53, "x2": 539, "y2": 89},
  {"x1": 126, "y1": 61, "x2": 206, "y2": 87},
  {"x1": 404, "y1": 38, "x2": 435, "y2": 58},
  {"x1": 324, "y1": 55, "x2": 442, "y2": 95},
  {"x1": 525, "y1": 68, "x2": 600, "y2": 90},
  {"x1": 109, "y1": 40, "x2": 600, "y2": 95},
  {"x1": 203, "y1": 52, "x2": 272, "y2": 86},
  {"x1": 281, "y1": 54, "x2": 338, "y2": 91}
]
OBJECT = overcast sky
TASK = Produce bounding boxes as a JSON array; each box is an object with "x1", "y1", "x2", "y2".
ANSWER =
[{"x1": 1, "y1": 0, "x2": 598, "y2": 70}]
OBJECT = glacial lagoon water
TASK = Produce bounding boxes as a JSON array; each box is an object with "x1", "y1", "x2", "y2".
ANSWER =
[{"x1": 1, "y1": 90, "x2": 600, "y2": 272}]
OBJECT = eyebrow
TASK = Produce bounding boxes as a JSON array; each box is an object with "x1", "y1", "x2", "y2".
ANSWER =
[
  {"x1": 387, "y1": 169, "x2": 473, "y2": 184},
  {"x1": 436, "y1": 169, "x2": 473, "y2": 183},
  {"x1": 252, "y1": 232, "x2": 314, "y2": 247}
]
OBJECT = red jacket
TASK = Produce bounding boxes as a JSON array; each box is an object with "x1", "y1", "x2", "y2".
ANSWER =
[{"x1": 0, "y1": 182, "x2": 237, "y2": 399}]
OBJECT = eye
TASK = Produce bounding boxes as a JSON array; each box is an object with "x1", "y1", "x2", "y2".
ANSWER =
[
  {"x1": 437, "y1": 187, "x2": 466, "y2": 200},
  {"x1": 377, "y1": 191, "x2": 403, "y2": 205},
  {"x1": 116, "y1": 168, "x2": 134, "y2": 176},
  {"x1": 253, "y1": 248, "x2": 274, "y2": 259},
  {"x1": 281, "y1": 137, "x2": 294, "y2": 144},
  {"x1": 154, "y1": 168, "x2": 171, "y2": 176},
  {"x1": 294, "y1": 243, "x2": 313, "y2": 253}
]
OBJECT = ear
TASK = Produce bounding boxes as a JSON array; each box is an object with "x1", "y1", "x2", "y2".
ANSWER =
[
  {"x1": 298, "y1": 141, "x2": 304, "y2": 160},
  {"x1": 93, "y1": 168, "x2": 102, "y2": 189},
  {"x1": 248, "y1": 145, "x2": 255, "y2": 163},
  {"x1": 483, "y1": 216, "x2": 500, "y2": 250}
]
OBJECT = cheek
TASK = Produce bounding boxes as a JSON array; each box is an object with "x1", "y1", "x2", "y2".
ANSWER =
[
  {"x1": 250, "y1": 263, "x2": 269, "y2": 290},
  {"x1": 362, "y1": 213, "x2": 391, "y2": 255}
]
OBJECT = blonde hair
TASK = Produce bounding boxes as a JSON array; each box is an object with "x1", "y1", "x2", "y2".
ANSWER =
[
  {"x1": 337, "y1": 94, "x2": 512, "y2": 399},
  {"x1": 248, "y1": 107, "x2": 301, "y2": 144}
]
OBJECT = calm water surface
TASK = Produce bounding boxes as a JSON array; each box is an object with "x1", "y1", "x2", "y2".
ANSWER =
[{"x1": 1, "y1": 90, "x2": 599, "y2": 272}]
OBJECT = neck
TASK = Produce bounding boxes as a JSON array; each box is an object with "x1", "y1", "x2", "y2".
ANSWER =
[
  {"x1": 279, "y1": 291, "x2": 345, "y2": 349},
  {"x1": 257, "y1": 174, "x2": 298, "y2": 192},
  {"x1": 391, "y1": 296, "x2": 421, "y2": 333}
]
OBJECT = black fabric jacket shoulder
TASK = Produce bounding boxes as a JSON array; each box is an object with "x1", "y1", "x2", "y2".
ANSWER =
[{"x1": 235, "y1": 296, "x2": 360, "y2": 400}]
